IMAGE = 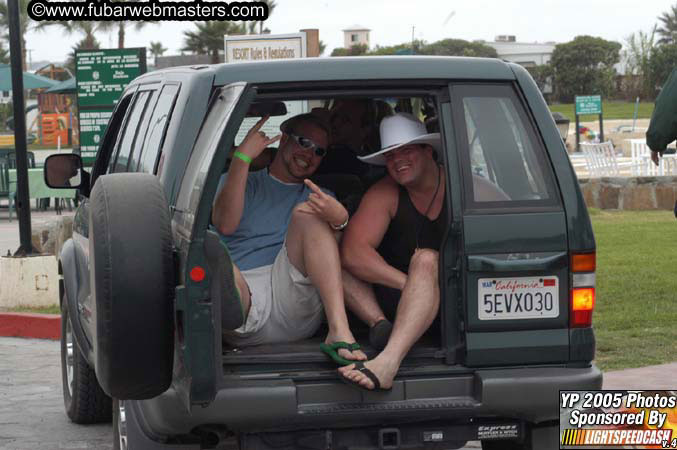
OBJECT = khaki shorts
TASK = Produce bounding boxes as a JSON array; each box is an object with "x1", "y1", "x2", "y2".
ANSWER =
[{"x1": 223, "y1": 244, "x2": 324, "y2": 347}]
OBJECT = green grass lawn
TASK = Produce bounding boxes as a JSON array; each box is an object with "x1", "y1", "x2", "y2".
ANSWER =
[
  {"x1": 549, "y1": 102, "x2": 654, "y2": 121},
  {"x1": 6, "y1": 305, "x2": 60, "y2": 314},
  {"x1": 590, "y1": 209, "x2": 677, "y2": 371}
]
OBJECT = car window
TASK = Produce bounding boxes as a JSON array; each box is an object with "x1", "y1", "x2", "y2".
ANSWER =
[
  {"x1": 127, "y1": 89, "x2": 159, "y2": 172},
  {"x1": 453, "y1": 84, "x2": 558, "y2": 208},
  {"x1": 137, "y1": 84, "x2": 180, "y2": 174},
  {"x1": 109, "y1": 90, "x2": 151, "y2": 173}
]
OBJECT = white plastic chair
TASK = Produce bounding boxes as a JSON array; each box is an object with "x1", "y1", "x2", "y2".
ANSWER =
[
  {"x1": 580, "y1": 142, "x2": 638, "y2": 177},
  {"x1": 628, "y1": 139, "x2": 677, "y2": 176}
]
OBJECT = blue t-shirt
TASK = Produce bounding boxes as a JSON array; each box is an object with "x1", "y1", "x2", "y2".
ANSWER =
[{"x1": 215, "y1": 169, "x2": 334, "y2": 271}]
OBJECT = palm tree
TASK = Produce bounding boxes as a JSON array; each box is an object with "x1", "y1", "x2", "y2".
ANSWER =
[
  {"x1": 149, "y1": 41, "x2": 167, "y2": 67},
  {"x1": 0, "y1": 40, "x2": 9, "y2": 64},
  {"x1": 0, "y1": 0, "x2": 36, "y2": 70},
  {"x1": 36, "y1": 20, "x2": 103, "y2": 50},
  {"x1": 254, "y1": 0, "x2": 275, "y2": 34},
  {"x1": 97, "y1": 19, "x2": 156, "y2": 49},
  {"x1": 182, "y1": 21, "x2": 245, "y2": 64},
  {"x1": 656, "y1": 3, "x2": 677, "y2": 44},
  {"x1": 65, "y1": 28, "x2": 100, "y2": 74}
]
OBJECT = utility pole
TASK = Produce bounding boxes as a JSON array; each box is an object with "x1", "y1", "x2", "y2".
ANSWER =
[
  {"x1": 8, "y1": 0, "x2": 37, "y2": 255},
  {"x1": 411, "y1": 26, "x2": 415, "y2": 55}
]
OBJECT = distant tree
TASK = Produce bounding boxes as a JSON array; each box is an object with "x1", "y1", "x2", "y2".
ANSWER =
[
  {"x1": 183, "y1": 21, "x2": 246, "y2": 64},
  {"x1": 37, "y1": 20, "x2": 102, "y2": 49},
  {"x1": 656, "y1": 2, "x2": 677, "y2": 44},
  {"x1": 0, "y1": 40, "x2": 9, "y2": 64},
  {"x1": 0, "y1": 0, "x2": 36, "y2": 70},
  {"x1": 648, "y1": 43, "x2": 677, "y2": 95},
  {"x1": 149, "y1": 41, "x2": 167, "y2": 67},
  {"x1": 330, "y1": 43, "x2": 368, "y2": 57},
  {"x1": 254, "y1": 0, "x2": 275, "y2": 34},
  {"x1": 96, "y1": 9, "x2": 156, "y2": 49},
  {"x1": 368, "y1": 40, "x2": 424, "y2": 55},
  {"x1": 420, "y1": 39, "x2": 498, "y2": 58},
  {"x1": 65, "y1": 29, "x2": 100, "y2": 74},
  {"x1": 621, "y1": 27, "x2": 657, "y2": 99},
  {"x1": 526, "y1": 64, "x2": 554, "y2": 94},
  {"x1": 318, "y1": 40, "x2": 326, "y2": 56},
  {"x1": 550, "y1": 35, "x2": 622, "y2": 102}
]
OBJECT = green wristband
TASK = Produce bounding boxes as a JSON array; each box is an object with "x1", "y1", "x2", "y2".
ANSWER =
[{"x1": 233, "y1": 151, "x2": 252, "y2": 164}]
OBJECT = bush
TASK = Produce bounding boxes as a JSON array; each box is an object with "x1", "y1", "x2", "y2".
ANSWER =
[
  {"x1": 551, "y1": 36, "x2": 622, "y2": 102},
  {"x1": 648, "y1": 44, "x2": 677, "y2": 95}
]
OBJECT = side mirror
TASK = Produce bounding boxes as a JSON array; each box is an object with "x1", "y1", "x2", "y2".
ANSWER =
[{"x1": 44, "y1": 154, "x2": 83, "y2": 189}]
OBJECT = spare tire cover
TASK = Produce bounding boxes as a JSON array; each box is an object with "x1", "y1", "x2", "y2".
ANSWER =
[{"x1": 89, "y1": 173, "x2": 174, "y2": 400}]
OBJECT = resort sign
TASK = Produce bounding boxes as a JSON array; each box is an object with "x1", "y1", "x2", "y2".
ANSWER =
[
  {"x1": 225, "y1": 33, "x2": 308, "y2": 144},
  {"x1": 76, "y1": 48, "x2": 147, "y2": 164},
  {"x1": 224, "y1": 33, "x2": 306, "y2": 63}
]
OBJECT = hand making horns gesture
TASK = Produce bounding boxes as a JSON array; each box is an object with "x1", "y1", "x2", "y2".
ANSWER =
[
  {"x1": 298, "y1": 179, "x2": 349, "y2": 228},
  {"x1": 237, "y1": 115, "x2": 282, "y2": 160}
]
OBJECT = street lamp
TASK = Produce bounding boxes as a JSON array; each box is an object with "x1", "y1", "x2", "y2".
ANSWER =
[{"x1": 551, "y1": 112, "x2": 570, "y2": 144}]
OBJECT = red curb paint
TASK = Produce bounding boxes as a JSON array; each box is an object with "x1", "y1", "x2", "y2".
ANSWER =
[{"x1": 0, "y1": 313, "x2": 60, "y2": 340}]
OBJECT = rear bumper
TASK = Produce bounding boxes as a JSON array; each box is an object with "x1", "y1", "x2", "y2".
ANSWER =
[{"x1": 132, "y1": 365, "x2": 602, "y2": 437}]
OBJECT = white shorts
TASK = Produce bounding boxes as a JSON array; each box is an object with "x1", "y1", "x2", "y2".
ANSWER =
[{"x1": 223, "y1": 244, "x2": 324, "y2": 347}]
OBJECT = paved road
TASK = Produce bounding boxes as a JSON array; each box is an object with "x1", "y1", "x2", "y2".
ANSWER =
[{"x1": 0, "y1": 337, "x2": 113, "y2": 450}]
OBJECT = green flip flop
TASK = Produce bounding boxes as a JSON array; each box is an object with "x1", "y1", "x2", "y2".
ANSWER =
[{"x1": 320, "y1": 341, "x2": 362, "y2": 366}]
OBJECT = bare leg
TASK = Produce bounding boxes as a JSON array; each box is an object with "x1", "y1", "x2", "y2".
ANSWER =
[
  {"x1": 339, "y1": 249, "x2": 440, "y2": 389},
  {"x1": 285, "y1": 207, "x2": 367, "y2": 362},
  {"x1": 232, "y1": 264, "x2": 251, "y2": 318},
  {"x1": 342, "y1": 269, "x2": 387, "y2": 328}
]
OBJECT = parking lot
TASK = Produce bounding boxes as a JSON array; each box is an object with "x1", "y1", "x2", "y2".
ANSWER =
[{"x1": 0, "y1": 337, "x2": 112, "y2": 450}]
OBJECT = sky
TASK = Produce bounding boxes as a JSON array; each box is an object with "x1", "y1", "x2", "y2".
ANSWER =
[{"x1": 24, "y1": 0, "x2": 676, "y2": 66}]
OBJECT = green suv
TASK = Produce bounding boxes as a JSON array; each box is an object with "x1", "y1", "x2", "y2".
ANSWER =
[{"x1": 46, "y1": 56, "x2": 602, "y2": 450}]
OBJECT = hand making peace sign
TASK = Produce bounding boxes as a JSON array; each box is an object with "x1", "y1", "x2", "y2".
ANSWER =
[{"x1": 298, "y1": 179, "x2": 349, "y2": 228}]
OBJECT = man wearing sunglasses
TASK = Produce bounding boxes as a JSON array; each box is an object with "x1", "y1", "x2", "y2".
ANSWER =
[{"x1": 212, "y1": 113, "x2": 367, "y2": 365}]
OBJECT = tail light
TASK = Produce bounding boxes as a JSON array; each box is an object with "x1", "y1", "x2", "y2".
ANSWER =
[{"x1": 570, "y1": 253, "x2": 595, "y2": 327}]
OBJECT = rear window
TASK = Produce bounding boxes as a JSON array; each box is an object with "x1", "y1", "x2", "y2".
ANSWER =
[{"x1": 452, "y1": 84, "x2": 559, "y2": 210}]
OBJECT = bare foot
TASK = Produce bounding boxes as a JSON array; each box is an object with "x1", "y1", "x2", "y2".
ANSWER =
[
  {"x1": 325, "y1": 333, "x2": 367, "y2": 362},
  {"x1": 338, "y1": 356, "x2": 398, "y2": 390}
]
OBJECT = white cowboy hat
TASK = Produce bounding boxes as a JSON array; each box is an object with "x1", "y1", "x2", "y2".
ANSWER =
[{"x1": 358, "y1": 112, "x2": 440, "y2": 165}]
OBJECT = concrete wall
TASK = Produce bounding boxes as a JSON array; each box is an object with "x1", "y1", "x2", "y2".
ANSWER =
[
  {"x1": 579, "y1": 176, "x2": 677, "y2": 210},
  {"x1": 0, "y1": 216, "x2": 72, "y2": 309},
  {"x1": 0, "y1": 256, "x2": 59, "y2": 308}
]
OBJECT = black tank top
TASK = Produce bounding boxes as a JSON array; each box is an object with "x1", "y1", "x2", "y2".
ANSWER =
[{"x1": 376, "y1": 184, "x2": 447, "y2": 274}]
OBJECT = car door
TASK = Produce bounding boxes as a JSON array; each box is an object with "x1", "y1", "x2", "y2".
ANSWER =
[
  {"x1": 447, "y1": 83, "x2": 571, "y2": 367},
  {"x1": 172, "y1": 82, "x2": 255, "y2": 407}
]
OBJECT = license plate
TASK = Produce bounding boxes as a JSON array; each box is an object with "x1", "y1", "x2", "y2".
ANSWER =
[{"x1": 478, "y1": 276, "x2": 559, "y2": 320}]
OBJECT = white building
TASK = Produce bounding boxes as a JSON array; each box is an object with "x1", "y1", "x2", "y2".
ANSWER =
[
  {"x1": 484, "y1": 35, "x2": 555, "y2": 67},
  {"x1": 343, "y1": 25, "x2": 371, "y2": 49}
]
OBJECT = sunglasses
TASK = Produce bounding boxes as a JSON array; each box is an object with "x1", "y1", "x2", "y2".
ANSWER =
[{"x1": 288, "y1": 133, "x2": 327, "y2": 157}]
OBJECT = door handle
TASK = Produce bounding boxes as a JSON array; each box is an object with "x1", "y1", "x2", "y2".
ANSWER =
[{"x1": 467, "y1": 252, "x2": 567, "y2": 272}]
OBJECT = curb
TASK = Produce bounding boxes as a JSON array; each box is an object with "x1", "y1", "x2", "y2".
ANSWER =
[{"x1": 0, "y1": 312, "x2": 60, "y2": 340}]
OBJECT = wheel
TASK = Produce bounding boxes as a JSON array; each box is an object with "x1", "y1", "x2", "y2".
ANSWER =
[
  {"x1": 60, "y1": 297, "x2": 112, "y2": 423},
  {"x1": 113, "y1": 399, "x2": 128, "y2": 450},
  {"x1": 89, "y1": 173, "x2": 174, "y2": 399}
]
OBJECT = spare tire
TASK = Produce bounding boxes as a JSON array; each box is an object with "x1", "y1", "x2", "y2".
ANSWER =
[{"x1": 89, "y1": 173, "x2": 174, "y2": 400}]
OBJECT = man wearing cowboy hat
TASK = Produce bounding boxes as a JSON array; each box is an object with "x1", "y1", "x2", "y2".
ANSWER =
[
  {"x1": 338, "y1": 112, "x2": 446, "y2": 391},
  {"x1": 212, "y1": 113, "x2": 366, "y2": 364}
]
